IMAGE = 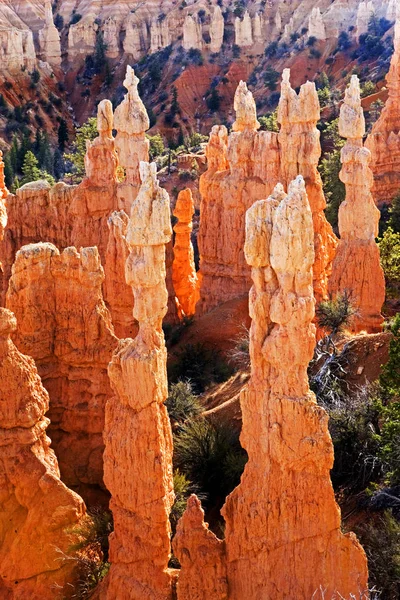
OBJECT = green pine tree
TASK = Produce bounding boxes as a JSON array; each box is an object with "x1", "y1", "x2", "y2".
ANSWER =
[
  {"x1": 21, "y1": 151, "x2": 41, "y2": 185},
  {"x1": 58, "y1": 119, "x2": 69, "y2": 151}
]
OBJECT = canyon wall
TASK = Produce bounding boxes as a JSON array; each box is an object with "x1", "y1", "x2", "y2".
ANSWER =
[
  {"x1": 330, "y1": 76, "x2": 385, "y2": 333},
  {"x1": 6, "y1": 243, "x2": 119, "y2": 504},
  {"x1": 103, "y1": 162, "x2": 175, "y2": 599},
  {"x1": 0, "y1": 306, "x2": 86, "y2": 599}
]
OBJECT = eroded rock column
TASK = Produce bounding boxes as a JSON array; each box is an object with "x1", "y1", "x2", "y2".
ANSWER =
[
  {"x1": 114, "y1": 66, "x2": 150, "y2": 213},
  {"x1": 103, "y1": 162, "x2": 174, "y2": 599},
  {"x1": 0, "y1": 307, "x2": 86, "y2": 599},
  {"x1": 173, "y1": 188, "x2": 199, "y2": 318},
  {"x1": 366, "y1": 21, "x2": 400, "y2": 206},
  {"x1": 6, "y1": 243, "x2": 118, "y2": 504},
  {"x1": 39, "y1": 0, "x2": 62, "y2": 68},
  {"x1": 278, "y1": 68, "x2": 337, "y2": 304},
  {"x1": 222, "y1": 176, "x2": 368, "y2": 599},
  {"x1": 329, "y1": 76, "x2": 385, "y2": 333}
]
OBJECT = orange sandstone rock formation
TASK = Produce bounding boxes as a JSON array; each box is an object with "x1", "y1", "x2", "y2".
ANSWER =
[
  {"x1": 277, "y1": 68, "x2": 337, "y2": 304},
  {"x1": 114, "y1": 66, "x2": 150, "y2": 213},
  {"x1": 221, "y1": 176, "x2": 368, "y2": 599},
  {"x1": 329, "y1": 76, "x2": 385, "y2": 333},
  {"x1": 173, "y1": 188, "x2": 199, "y2": 317},
  {"x1": 0, "y1": 307, "x2": 86, "y2": 599},
  {"x1": 173, "y1": 495, "x2": 227, "y2": 600},
  {"x1": 366, "y1": 21, "x2": 400, "y2": 206},
  {"x1": 103, "y1": 162, "x2": 174, "y2": 599},
  {"x1": 197, "y1": 82, "x2": 280, "y2": 314},
  {"x1": 6, "y1": 243, "x2": 118, "y2": 503},
  {"x1": 177, "y1": 177, "x2": 368, "y2": 599}
]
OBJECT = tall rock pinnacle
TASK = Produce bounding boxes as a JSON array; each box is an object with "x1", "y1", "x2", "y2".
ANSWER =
[
  {"x1": 278, "y1": 68, "x2": 337, "y2": 305},
  {"x1": 103, "y1": 162, "x2": 174, "y2": 599},
  {"x1": 0, "y1": 307, "x2": 86, "y2": 598},
  {"x1": 173, "y1": 188, "x2": 199, "y2": 317},
  {"x1": 39, "y1": 0, "x2": 62, "y2": 68},
  {"x1": 84, "y1": 99, "x2": 119, "y2": 187},
  {"x1": 329, "y1": 75, "x2": 385, "y2": 332},
  {"x1": 114, "y1": 66, "x2": 150, "y2": 212}
]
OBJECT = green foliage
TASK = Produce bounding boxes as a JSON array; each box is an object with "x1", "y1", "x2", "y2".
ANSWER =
[
  {"x1": 387, "y1": 191, "x2": 400, "y2": 233},
  {"x1": 70, "y1": 13, "x2": 82, "y2": 25},
  {"x1": 380, "y1": 314, "x2": 400, "y2": 398},
  {"x1": 379, "y1": 227, "x2": 400, "y2": 287},
  {"x1": 258, "y1": 111, "x2": 279, "y2": 132},
  {"x1": 165, "y1": 381, "x2": 202, "y2": 425},
  {"x1": 64, "y1": 117, "x2": 98, "y2": 183},
  {"x1": 319, "y1": 118, "x2": 345, "y2": 230},
  {"x1": 380, "y1": 400, "x2": 400, "y2": 486},
  {"x1": 169, "y1": 470, "x2": 203, "y2": 535},
  {"x1": 173, "y1": 417, "x2": 247, "y2": 510},
  {"x1": 352, "y1": 511, "x2": 400, "y2": 599},
  {"x1": 57, "y1": 118, "x2": 69, "y2": 151},
  {"x1": 361, "y1": 80, "x2": 376, "y2": 98},
  {"x1": 262, "y1": 66, "x2": 280, "y2": 91},
  {"x1": 21, "y1": 151, "x2": 54, "y2": 186},
  {"x1": 316, "y1": 291, "x2": 357, "y2": 336},
  {"x1": 148, "y1": 133, "x2": 166, "y2": 160},
  {"x1": 169, "y1": 343, "x2": 233, "y2": 394},
  {"x1": 337, "y1": 31, "x2": 352, "y2": 51},
  {"x1": 30, "y1": 69, "x2": 40, "y2": 85}
]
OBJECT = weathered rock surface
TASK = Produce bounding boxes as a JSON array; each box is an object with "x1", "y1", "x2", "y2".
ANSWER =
[
  {"x1": 0, "y1": 306, "x2": 86, "y2": 599},
  {"x1": 366, "y1": 20, "x2": 400, "y2": 207},
  {"x1": 0, "y1": 151, "x2": 8, "y2": 243},
  {"x1": 197, "y1": 82, "x2": 280, "y2": 315},
  {"x1": 6, "y1": 243, "x2": 118, "y2": 503},
  {"x1": 183, "y1": 14, "x2": 203, "y2": 51},
  {"x1": 173, "y1": 495, "x2": 227, "y2": 600},
  {"x1": 38, "y1": 0, "x2": 61, "y2": 68},
  {"x1": 278, "y1": 68, "x2": 337, "y2": 305},
  {"x1": 173, "y1": 188, "x2": 199, "y2": 317},
  {"x1": 210, "y1": 6, "x2": 224, "y2": 53},
  {"x1": 103, "y1": 162, "x2": 174, "y2": 599},
  {"x1": 330, "y1": 76, "x2": 385, "y2": 333}
]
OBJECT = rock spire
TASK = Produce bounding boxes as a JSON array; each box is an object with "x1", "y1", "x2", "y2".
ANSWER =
[
  {"x1": 234, "y1": 10, "x2": 253, "y2": 47},
  {"x1": 84, "y1": 99, "x2": 119, "y2": 187},
  {"x1": 114, "y1": 66, "x2": 150, "y2": 211},
  {"x1": 173, "y1": 188, "x2": 199, "y2": 317},
  {"x1": 0, "y1": 307, "x2": 86, "y2": 598},
  {"x1": 329, "y1": 75, "x2": 385, "y2": 332},
  {"x1": 210, "y1": 6, "x2": 224, "y2": 53},
  {"x1": 308, "y1": 7, "x2": 326, "y2": 41},
  {"x1": 39, "y1": 0, "x2": 62, "y2": 68},
  {"x1": 183, "y1": 14, "x2": 203, "y2": 51},
  {"x1": 366, "y1": 20, "x2": 400, "y2": 206},
  {"x1": 103, "y1": 162, "x2": 174, "y2": 598},
  {"x1": 278, "y1": 68, "x2": 337, "y2": 305}
]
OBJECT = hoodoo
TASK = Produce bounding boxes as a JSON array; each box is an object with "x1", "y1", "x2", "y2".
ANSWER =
[
  {"x1": 0, "y1": 307, "x2": 86, "y2": 599},
  {"x1": 329, "y1": 75, "x2": 385, "y2": 333},
  {"x1": 103, "y1": 162, "x2": 174, "y2": 599},
  {"x1": 173, "y1": 188, "x2": 199, "y2": 317}
]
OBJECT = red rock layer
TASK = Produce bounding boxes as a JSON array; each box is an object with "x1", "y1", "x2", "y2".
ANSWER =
[
  {"x1": 102, "y1": 162, "x2": 174, "y2": 599},
  {"x1": 6, "y1": 243, "x2": 118, "y2": 503},
  {"x1": 366, "y1": 21, "x2": 400, "y2": 207},
  {"x1": 177, "y1": 177, "x2": 368, "y2": 599},
  {"x1": 278, "y1": 68, "x2": 337, "y2": 304},
  {"x1": 330, "y1": 76, "x2": 385, "y2": 333},
  {"x1": 197, "y1": 82, "x2": 281, "y2": 315},
  {"x1": 197, "y1": 73, "x2": 337, "y2": 315},
  {"x1": 173, "y1": 188, "x2": 199, "y2": 317},
  {"x1": 0, "y1": 307, "x2": 86, "y2": 599}
]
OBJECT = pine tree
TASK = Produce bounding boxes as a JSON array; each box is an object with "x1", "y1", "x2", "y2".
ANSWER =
[
  {"x1": 53, "y1": 148, "x2": 65, "y2": 181},
  {"x1": 21, "y1": 151, "x2": 41, "y2": 185},
  {"x1": 64, "y1": 117, "x2": 97, "y2": 183},
  {"x1": 388, "y1": 192, "x2": 400, "y2": 234},
  {"x1": 9, "y1": 137, "x2": 19, "y2": 175},
  {"x1": 58, "y1": 119, "x2": 69, "y2": 151},
  {"x1": 3, "y1": 153, "x2": 13, "y2": 188}
]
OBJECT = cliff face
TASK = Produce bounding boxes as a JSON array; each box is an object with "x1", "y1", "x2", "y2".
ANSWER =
[
  {"x1": 103, "y1": 162, "x2": 175, "y2": 599},
  {"x1": 6, "y1": 243, "x2": 118, "y2": 503},
  {"x1": 197, "y1": 73, "x2": 337, "y2": 315},
  {"x1": 0, "y1": 306, "x2": 86, "y2": 599},
  {"x1": 176, "y1": 177, "x2": 368, "y2": 600},
  {"x1": 366, "y1": 21, "x2": 400, "y2": 207},
  {"x1": 330, "y1": 76, "x2": 385, "y2": 333}
]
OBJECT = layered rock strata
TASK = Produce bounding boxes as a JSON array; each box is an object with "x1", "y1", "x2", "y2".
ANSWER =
[
  {"x1": 6, "y1": 243, "x2": 118, "y2": 503},
  {"x1": 366, "y1": 21, "x2": 400, "y2": 207},
  {"x1": 0, "y1": 307, "x2": 86, "y2": 599},
  {"x1": 178, "y1": 177, "x2": 368, "y2": 599},
  {"x1": 103, "y1": 162, "x2": 174, "y2": 599},
  {"x1": 329, "y1": 76, "x2": 385, "y2": 333},
  {"x1": 197, "y1": 81, "x2": 281, "y2": 314},
  {"x1": 114, "y1": 66, "x2": 150, "y2": 213},
  {"x1": 173, "y1": 188, "x2": 199, "y2": 317},
  {"x1": 39, "y1": 0, "x2": 62, "y2": 68},
  {"x1": 277, "y1": 68, "x2": 337, "y2": 305}
]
